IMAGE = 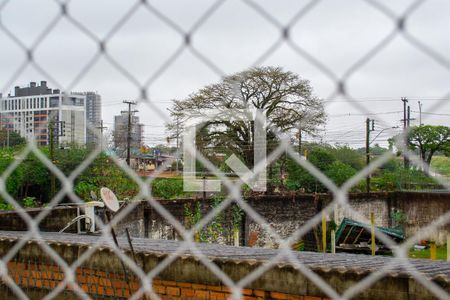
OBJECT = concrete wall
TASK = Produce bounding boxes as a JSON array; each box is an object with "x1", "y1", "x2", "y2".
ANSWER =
[
  {"x1": 333, "y1": 193, "x2": 392, "y2": 227},
  {"x1": 143, "y1": 198, "x2": 238, "y2": 245},
  {"x1": 395, "y1": 192, "x2": 450, "y2": 244},
  {"x1": 0, "y1": 206, "x2": 80, "y2": 233},
  {"x1": 0, "y1": 192, "x2": 449, "y2": 246}
]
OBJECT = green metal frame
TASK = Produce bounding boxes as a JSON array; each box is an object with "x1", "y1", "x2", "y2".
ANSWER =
[{"x1": 335, "y1": 217, "x2": 405, "y2": 244}]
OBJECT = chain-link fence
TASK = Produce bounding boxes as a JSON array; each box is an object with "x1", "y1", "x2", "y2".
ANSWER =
[{"x1": 0, "y1": 0, "x2": 449, "y2": 299}]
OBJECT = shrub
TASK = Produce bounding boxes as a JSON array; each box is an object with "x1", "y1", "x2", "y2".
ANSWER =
[
  {"x1": 151, "y1": 178, "x2": 188, "y2": 199},
  {"x1": 325, "y1": 161, "x2": 357, "y2": 187},
  {"x1": 21, "y1": 197, "x2": 37, "y2": 208}
]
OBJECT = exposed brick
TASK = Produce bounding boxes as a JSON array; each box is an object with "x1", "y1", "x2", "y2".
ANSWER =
[
  {"x1": 192, "y1": 283, "x2": 207, "y2": 290},
  {"x1": 130, "y1": 281, "x2": 140, "y2": 291},
  {"x1": 167, "y1": 286, "x2": 180, "y2": 296},
  {"x1": 242, "y1": 288, "x2": 253, "y2": 295},
  {"x1": 43, "y1": 280, "x2": 50, "y2": 289},
  {"x1": 162, "y1": 280, "x2": 177, "y2": 286},
  {"x1": 304, "y1": 297, "x2": 321, "y2": 300},
  {"x1": 102, "y1": 279, "x2": 112, "y2": 287},
  {"x1": 207, "y1": 284, "x2": 223, "y2": 291},
  {"x1": 96, "y1": 286, "x2": 104, "y2": 295},
  {"x1": 35, "y1": 279, "x2": 43, "y2": 288},
  {"x1": 211, "y1": 291, "x2": 228, "y2": 300},
  {"x1": 254, "y1": 290, "x2": 265, "y2": 297},
  {"x1": 181, "y1": 288, "x2": 195, "y2": 297},
  {"x1": 271, "y1": 291, "x2": 288, "y2": 299},
  {"x1": 176, "y1": 281, "x2": 192, "y2": 288},
  {"x1": 122, "y1": 289, "x2": 131, "y2": 298},
  {"x1": 248, "y1": 231, "x2": 259, "y2": 247},
  {"x1": 244, "y1": 297, "x2": 257, "y2": 300},
  {"x1": 104, "y1": 287, "x2": 114, "y2": 296},
  {"x1": 80, "y1": 284, "x2": 89, "y2": 292},
  {"x1": 153, "y1": 284, "x2": 166, "y2": 295},
  {"x1": 286, "y1": 295, "x2": 304, "y2": 300},
  {"x1": 195, "y1": 289, "x2": 210, "y2": 299}
]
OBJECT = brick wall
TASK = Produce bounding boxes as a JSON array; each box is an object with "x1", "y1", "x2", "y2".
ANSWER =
[
  {"x1": 5, "y1": 261, "x2": 329, "y2": 299},
  {"x1": 1, "y1": 233, "x2": 448, "y2": 300}
]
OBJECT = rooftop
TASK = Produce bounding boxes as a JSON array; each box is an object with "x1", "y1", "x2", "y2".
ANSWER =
[{"x1": 1, "y1": 230, "x2": 449, "y2": 282}]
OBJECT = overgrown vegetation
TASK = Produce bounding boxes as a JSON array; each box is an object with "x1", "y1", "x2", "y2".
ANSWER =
[
  {"x1": 286, "y1": 146, "x2": 359, "y2": 192},
  {"x1": 0, "y1": 147, "x2": 191, "y2": 209},
  {"x1": 284, "y1": 143, "x2": 442, "y2": 193},
  {"x1": 431, "y1": 156, "x2": 450, "y2": 178},
  {"x1": 409, "y1": 245, "x2": 447, "y2": 260},
  {"x1": 183, "y1": 194, "x2": 243, "y2": 244},
  {"x1": 0, "y1": 124, "x2": 446, "y2": 210}
]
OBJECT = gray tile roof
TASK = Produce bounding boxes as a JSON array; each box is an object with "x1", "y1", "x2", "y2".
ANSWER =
[{"x1": 1, "y1": 230, "x2": 449, "y2": 282}]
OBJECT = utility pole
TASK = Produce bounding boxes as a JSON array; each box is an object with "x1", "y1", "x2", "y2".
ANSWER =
[
  {"x1": 96, "y1": 120, "x2": 107, "y2": 149},
  {"x1": 418, "y1": 101, "x2": 422, "y2": 125},
  {"x1": 123, "y1": 101, "x2": 137, "y2": 166},
  {"x1": 401, "y1": 97, "x2": 409, "y2": 168},
  {"x1": 407, "y1": 105, "x2": 411, "y2": 128},
  {"x1": 71, "y1": 112, "x2": 75, "y2": 145},
  {"x1": 175, "y1": 115, "x2": 180, "y2": 175},
  {"x1": 401, "y1": 97, "x2": 408, "y2": 129},
  {"x1": 49, "y1": 120, "x2": 56, "y2": 198},
  {"x1": 366, "y1": 118, "x2": 375, "y2": 193},
  {"x1": 298, "y1": 127, "x2": 302, "y2": 155}
]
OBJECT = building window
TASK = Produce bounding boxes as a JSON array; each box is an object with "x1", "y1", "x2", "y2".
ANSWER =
[{"x1": 50, "y1": 97, "x2": 59, "y2": 108}]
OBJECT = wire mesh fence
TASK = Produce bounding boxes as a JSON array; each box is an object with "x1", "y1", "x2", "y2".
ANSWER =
[{"x1": 0, "y1": 0, "x2": 449, "y2": 299}]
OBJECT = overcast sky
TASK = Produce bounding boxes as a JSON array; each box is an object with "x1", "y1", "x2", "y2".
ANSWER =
[{"x1": 1, "y1": 0, "x2": 449, "y2": 148}]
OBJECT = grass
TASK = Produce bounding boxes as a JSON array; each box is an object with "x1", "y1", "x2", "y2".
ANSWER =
[
  {"x1": 409, "y1": 245, "x2": 447, "y2": 260},
  {"x1": 431, "y1": 156, "x2": 450, "y2": 177}
]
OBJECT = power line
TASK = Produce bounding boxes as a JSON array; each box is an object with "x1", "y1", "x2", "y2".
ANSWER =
[
  {"x1": 329, "y1": 111, "x2": 403, "y2": 117},
  {"x1": 411, "y1": 111, "x2": 450, "y2": 117}
]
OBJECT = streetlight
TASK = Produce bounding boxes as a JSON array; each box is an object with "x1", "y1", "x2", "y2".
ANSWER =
[
  {"x1": 369, "y1": 126, "x2": 399, "y2": 145},
  {"x1": 366, "y1": 125, "x2": 399, "y2": 194}
]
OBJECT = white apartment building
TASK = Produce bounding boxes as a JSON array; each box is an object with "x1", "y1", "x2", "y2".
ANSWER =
[{"x1": 0, "y1": 81, "x2": 86, "y2": 146}]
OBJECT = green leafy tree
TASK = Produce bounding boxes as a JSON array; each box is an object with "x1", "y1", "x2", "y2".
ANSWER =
[
  {"x1": 54, "y1": 146, "x2": 89, "y2": 175},
  {"x1": 325, "y1": 161, "x2": 357, "y2": 187},
  {"x1": 0, "y1": 149, "x2": 23, "y2": 200},
  {"x1": 0, "y1": 129, "x2": 26, "y2": 148},
  {"x1": 18, "y1": 152, "x2": 49, "y2": 200},
  {"x1": 287, "y1": 147, "x2": 359, "y2": 192},
  {"x1": 373, "y1": 168, "x2": 437, "y2": 191},
  {"x1": 287, "y1": 148, "x2": 335, "y2": 192},
  {"x1": 390, "y1": 125, "x2": 450, "y2": 165},
  {"x1": 329, "y1": 146, "x2": 364, "y2": 170},
  {"x1": 75, "y1": 153, "x2": 139, "y2": 200},
  {"x1": 168, "y1": 66, "x2": 326, "y2": 168}
]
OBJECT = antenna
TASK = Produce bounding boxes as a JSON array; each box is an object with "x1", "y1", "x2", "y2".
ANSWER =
[{"x1": 100, "y1": 187, "x2": 119, "y2": 212}]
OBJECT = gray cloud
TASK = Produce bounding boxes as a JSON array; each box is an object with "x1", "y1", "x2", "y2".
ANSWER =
[{"x1": 0, "y1": 0, "x2": 448, "y2": 147}]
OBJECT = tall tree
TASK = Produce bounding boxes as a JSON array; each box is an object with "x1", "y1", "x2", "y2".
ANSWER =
[
  {"x1": 168, "y1": 66, "x2": 326, "y2": 167},
  {"x1": 407, "y1": 125, "x2": 449, "y2": 164},
  {"x1": 0, "y1": 129, "x2": 26, "y2": 148},
  {"x1": 391, "y1": 125, "x2": 450, "y2": 165}
]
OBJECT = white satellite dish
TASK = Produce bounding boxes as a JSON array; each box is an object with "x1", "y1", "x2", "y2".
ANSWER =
[{"x1": 100, "y1": 187, "x2": 120, "y2": 212}]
